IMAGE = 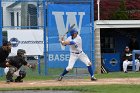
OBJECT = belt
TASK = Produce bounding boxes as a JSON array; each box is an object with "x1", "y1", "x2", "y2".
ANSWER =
[{"x1": 71, "y1": 51, "x2": 82, "y2": 54}]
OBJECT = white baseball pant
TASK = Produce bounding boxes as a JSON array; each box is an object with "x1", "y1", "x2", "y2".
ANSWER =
[
  {"x1": 123, "y1": 59, "x2": 140, "y2": 72},
  {"x1": 66, "y1": 52, "x2": 91, "y2": 71}
]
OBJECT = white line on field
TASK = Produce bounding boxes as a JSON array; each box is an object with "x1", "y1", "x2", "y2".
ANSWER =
[{"x1": 29, "y1": 82, "x2": 38, "y2": 85}]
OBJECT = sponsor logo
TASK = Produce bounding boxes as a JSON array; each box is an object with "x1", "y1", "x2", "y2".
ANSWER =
[
  {"x1": 10, "y1": 38, "x2": 19, "y2": 47},
  {"x1": 110, "y1": 58, "x2": 118, "y2": 66},
  {"x1": 10, "y1": 37, "x2": 44, "y2": 47}
]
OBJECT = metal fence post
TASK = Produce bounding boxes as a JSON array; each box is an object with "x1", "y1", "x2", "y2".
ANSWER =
[
  {"x1": 91, "y1": 0, "x2": 95, "y2": 72},
  {"x1": 0, "y1": 0, "x2": 2, "y2": 46},
  {"x1": 0, "y1": 0, "x2": 4, "y2": 76},
  {"x1": 43, "y1": 0, "x2": 48, "y2": 75}
]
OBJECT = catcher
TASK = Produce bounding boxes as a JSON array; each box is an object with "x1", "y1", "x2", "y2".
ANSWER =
[{"x1": 4, "y1": 49, "x2": 36, "y2": 83}]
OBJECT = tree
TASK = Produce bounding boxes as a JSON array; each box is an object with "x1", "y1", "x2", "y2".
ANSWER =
[
  {"x1": 111, "y1": 0, "x2": 129, "y2": 20},
  {"x1": 94, "y1": 0, "x2": 140, "y2": 20}
]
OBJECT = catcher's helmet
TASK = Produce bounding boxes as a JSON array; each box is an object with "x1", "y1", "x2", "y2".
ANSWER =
[
  {"x1": 17, "y1": 49, "x2": 26, "y2": 56},
  {"x1": 70, "y1": 28, "x2": 78, "y2": 35}
]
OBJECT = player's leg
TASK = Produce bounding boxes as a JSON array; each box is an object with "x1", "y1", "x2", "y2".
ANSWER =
[
  {"x1": 14, "y1": 70, "x2": 26, "y2": 82},
  {"x1": 4, "y1": 67, "x2": 13, "y2": 82},
  {"x1": 79, "y1": 52, "x2": 97, "y2": 81},
  {"x1": 5, "y1": 67, "x2": 16, "y2": 83},
  {"x1": 123, "y1": 60, "x2": 131, "y2": 73},
  {"x1": 58, "y1": 54, "x2": 78, "y2": 81},
  {"x1": 135, "y1": 59, "x2": 140, "y2": 71}
]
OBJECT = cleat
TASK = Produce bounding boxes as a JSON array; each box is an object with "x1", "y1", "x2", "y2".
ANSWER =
[
  {"x1": 10, "y1": 79, "x2": 14, "y2": 82},
  {"x1": 124, "y1": 71, "x2": 128, "y2": 73},
  {"x1": 91, "y1": 76, "x2": 97, "y2": 81},
  {"x1": 6, "y1": 80, "x2": 10, "y2": 84},
  {"x1": 15, "y1": 79, "x2": 23, "y2": 83},
  {"x1": 57, "y1": 76, "x2": 63, "y2": 81}
]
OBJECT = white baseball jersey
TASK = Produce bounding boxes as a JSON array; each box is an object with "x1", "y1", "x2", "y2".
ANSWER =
[{"x1": 65, "y1": 35, "x2": 82, "y2": 53}]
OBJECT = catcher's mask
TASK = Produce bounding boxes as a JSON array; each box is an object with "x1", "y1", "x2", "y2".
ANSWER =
[{"x1": 17, "y1": 49, "x2": 26, "y2": 57}]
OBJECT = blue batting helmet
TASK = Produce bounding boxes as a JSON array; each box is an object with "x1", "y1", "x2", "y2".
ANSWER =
[{"x1": 70, "y1": 28, "x2": 78, "y2": 35}]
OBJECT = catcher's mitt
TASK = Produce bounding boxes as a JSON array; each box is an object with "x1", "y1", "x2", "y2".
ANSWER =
[{"x1": 29, "y1": 63, "x2": 36, "y2": 71}]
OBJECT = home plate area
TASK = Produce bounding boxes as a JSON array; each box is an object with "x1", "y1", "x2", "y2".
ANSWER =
[{"x1": 0, "y1": 78, "x2": 140, "y2": 88}]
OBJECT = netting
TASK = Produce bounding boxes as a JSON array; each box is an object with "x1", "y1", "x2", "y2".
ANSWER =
[{"x1": 1, "y1": 0, "x2": 46, "y2": 77}]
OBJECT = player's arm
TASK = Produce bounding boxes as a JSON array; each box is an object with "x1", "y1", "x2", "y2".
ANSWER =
[
  {"x1": 5, "y1": 62, "x2": 12, "y2": 67},
  {"x1": 22, "y1": 60, "x2": 36, "y2": 70},
  {"x1": 122, "y1": 54, "x2": 127, "y2": 61},
  {"x1": 60, "y1": 36, "x2": 75, "y2": 46},
  {"x1": 22, "y1": 60, "x2": 31, "y2": 68},
  {"x1": 26, "y1": 63, "x2": 32, "y2": 68},
  {"x1": 5, "y1": 59, "x2": 13, "y2": 67},
  {"x1": 61, "y1": 40, "x2": 76, "y2": 46},
  {"x1": 27, "y1": 63, "x2": 36, "y2": 70}
]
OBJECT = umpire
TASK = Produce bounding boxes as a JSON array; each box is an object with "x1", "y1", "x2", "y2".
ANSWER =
[
  {"x1": 0, "y1": 41, "x2": 11, "y2": 68},
  {"x1": 5, "y1": 49, "x2": 35, "y2": 83}
]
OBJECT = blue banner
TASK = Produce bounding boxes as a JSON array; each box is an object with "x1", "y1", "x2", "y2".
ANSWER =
[{"x1": 48, "y1": 4, "x2": 92, "y2": 68}]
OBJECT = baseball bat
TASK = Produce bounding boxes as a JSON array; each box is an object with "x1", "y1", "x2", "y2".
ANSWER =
[
  {"x1": 59, "y1": 24, "x2": 75, "y2": 42},
  {"x1": 63, "y1": 24, "x2": 75, "y2": 37}
]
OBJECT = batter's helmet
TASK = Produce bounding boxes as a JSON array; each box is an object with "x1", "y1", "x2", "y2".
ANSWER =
[
  {"x1": 70, "y1": 28, "x2": 78, "y2": 35},
  {"x1": 17, "y1": 49, "x2": 26, "y2": 55}
]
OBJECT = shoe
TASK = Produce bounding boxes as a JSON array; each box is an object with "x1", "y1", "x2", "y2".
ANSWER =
[
  {"x1": 124, "y1": 71, "x2": 128, "y2": 73},
  {"x1": 10, "y1": 79, "x2": 14, "y2": 82},
  {"x1": 6, "y1": 80, "x2": 10, "y2": 83},
  {"x1": 15, "y1": 79, "x2": 23, "y2": 83},
  {"x1": 91, "y1": 76, "x2": 97, "y2": 81},
  {"x1": 6, "y1": 79, "x2": 13, "y2": 83},
  {"x1": 57, "y1": 76, "x2": 63, "y2": 81}
]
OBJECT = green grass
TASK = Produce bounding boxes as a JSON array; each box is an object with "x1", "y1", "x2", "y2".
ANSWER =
[
  {"x1": 96, "y1": 71, "x2": 140, "y2": 78},
  {"x1": 1, "y1": 71, "x2": 140, "y2": 81},
  {"x1": 1, "y1": 85, "x2": 140, "y2": 93}
]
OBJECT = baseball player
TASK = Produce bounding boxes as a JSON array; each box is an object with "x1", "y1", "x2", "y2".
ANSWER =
[
  {"x1": 0, "y1": 41, "x2": 11, "y2": 68},
  {"x1": 4, "y1": 49, "x2": 36, "y2": 83},
  {"x1": 122, "y1": 46, "x2": 140, "y2": 73},
  {"x1": 58, "y1": 28, "x2": 97, "y2": 81}
]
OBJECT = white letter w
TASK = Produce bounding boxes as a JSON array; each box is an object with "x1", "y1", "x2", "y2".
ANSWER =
[{"x1": 52, "y1": 12, "x2": 85, "y2": 50}]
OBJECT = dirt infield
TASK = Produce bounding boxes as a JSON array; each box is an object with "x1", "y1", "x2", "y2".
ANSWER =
[{"x1": 0, "y1": 78, "x2": 140, "y2": 88}]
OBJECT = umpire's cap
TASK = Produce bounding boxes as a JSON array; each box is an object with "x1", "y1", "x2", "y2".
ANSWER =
[
  {"x1": 2, "y1": 41, "x2": 11, "y2": 46},
  {"x1": 70, "y1": 28, "x2": 78, "y2": 35},
  {"x1": 17, "y1": 49, "x2": 26, "y2": 54}
]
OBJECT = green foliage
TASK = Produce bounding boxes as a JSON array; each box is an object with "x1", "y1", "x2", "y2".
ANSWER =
[
  {"x1": 119, "y1": 0, "x2": 127, "y2": 11},
  {"x1": 2, "y1": 31, "x2": 7, "y2": 36},
  {"x1": 111, "y1": 0, "x2": 129, "y2": 20}
]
